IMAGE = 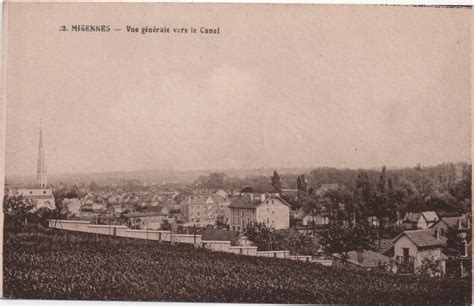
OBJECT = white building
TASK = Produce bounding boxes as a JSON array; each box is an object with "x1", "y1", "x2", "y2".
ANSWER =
[
  {"x1": 8, "y1": 126, "x2": 55, "y2": 212},
  {"x1": 256, "y1": 196, "x2": 290, "y2": 230},
  {"x1": 229, "y1": 195, "x2": 290, "y2": 231},
  {"x1": 392, "y1": 229, "x2": 447, "y2": 275},
  {"x1": 402, "y1": 211, "x2": 439, "y2": 230}
]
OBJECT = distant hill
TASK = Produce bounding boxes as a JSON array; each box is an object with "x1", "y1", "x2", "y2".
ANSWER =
[
  {"x1": 5, "y1": 163, "x2": 470, "y2": 193},
  {"x1": 5, "y1": 167, "x2": 314, "y2": 187}
]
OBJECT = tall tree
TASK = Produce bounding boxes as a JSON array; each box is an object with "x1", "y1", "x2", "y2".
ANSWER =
[
  {"x1": 271, "y1": 170, "x2": 282, "y2": 193},
  {"x1": 377, "y1": 166, "x2": 387, "y2": 193},
  {"x1": 301, "y1": 193, "x2": 321, "y2": 232},
  {"x1": 297, "y1": 175, "x2": 308, "y2": 193},
  {"x1": 319, "y1": 222, "x2": 378, "y2": 259},
  {"x1": 243, "y1": 222, "x2": 275, "y2": 251}
]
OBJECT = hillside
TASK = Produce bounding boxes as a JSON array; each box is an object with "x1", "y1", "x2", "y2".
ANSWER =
[{"x1": 3, "y1": 229, "x2": 471, "y2": 304}]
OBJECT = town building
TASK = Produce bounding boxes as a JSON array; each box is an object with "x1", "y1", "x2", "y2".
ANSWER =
[
  {"x1": 229, "y1": 195, "x2": 290, "y2": 232},
  {"x1": 429, "y1": 215, "x2": 471, "y2": 239},
  {"x1": 402, "y1": 211, "x2": 439, "y2": 230},
  {"x1": 181, "y1": 194, "x2": 229, "y2": 226},
  {"x1": 392, "y1": 229, "x2": 447, "y2": 275},
  {"x1": 123, "y1": 211, "x2": 169, "y2": 230},
  {"x1": 293, "y1": 207, "x2": 330, "y2": 227}
]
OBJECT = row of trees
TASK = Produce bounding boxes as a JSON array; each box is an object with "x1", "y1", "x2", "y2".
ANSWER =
[
  {"x1": 279, "y1": 164, "x2": 471, "y2": 231},
  {"x1": 243, "y1": 222, "x2": 314, "y2": 255},
  {"x1": 243, "y1": 220, "x2": 381, "y2": 258}
]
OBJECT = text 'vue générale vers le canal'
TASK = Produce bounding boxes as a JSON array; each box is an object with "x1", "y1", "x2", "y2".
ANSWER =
[{"x1": 59, "y1": 25, "x2": 221, "y2": 35}]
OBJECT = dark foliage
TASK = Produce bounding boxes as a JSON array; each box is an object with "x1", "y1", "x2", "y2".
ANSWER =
[{"x1": 3, "y1": 230, "x2": 471, "y2": 304}]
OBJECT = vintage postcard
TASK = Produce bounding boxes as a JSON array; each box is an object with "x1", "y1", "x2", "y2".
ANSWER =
[{"x1": 1, "y1": 2, "x2": 472, "y2": 304}]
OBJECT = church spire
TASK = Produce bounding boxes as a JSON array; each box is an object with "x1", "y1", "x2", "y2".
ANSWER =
[{"x1": 37, "y1": 123, "x2": 47, "y2": 188}]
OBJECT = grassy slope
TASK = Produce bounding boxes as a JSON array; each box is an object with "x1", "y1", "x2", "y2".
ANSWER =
[{"x1": 3, "y1": 229, "x2": 471, "y2": 304}]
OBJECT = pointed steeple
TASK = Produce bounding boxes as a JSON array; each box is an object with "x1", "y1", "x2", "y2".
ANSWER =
[{"x1": 37, "y1": 123, "x2": 47, "y2": 188}]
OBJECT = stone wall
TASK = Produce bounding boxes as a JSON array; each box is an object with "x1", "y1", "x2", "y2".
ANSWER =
[
  {"x1": 48, "y1": 220, "x2": 202, "y2": 245},
  {"x1": 48, "y1": 219, "x2": 324, "y2": 264}
]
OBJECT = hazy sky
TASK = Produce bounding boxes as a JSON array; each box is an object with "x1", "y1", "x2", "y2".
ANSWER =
[{"x1": 5, "y1": 4, "x2": 471, "y2": 176}]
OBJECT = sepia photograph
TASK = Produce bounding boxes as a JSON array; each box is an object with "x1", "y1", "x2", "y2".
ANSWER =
[{"x1": 1, "y1": 2, "x2": 472, "y2": 304}]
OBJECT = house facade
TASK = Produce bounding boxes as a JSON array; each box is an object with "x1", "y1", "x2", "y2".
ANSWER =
[
  {"x1": 302, "y1": 213, "x2": 330, "y2": 226},
  {"x1": 402, "y1": 211, "x2": 439, "y2": 230},
  {"x1": 229, "y1": 197, "x2": 257, "y2": 232},
  {"x1": 255, "y1": 196, "x2": 290, "y2": 230},
  {"x1": 181, "y1": 194, "x2": 230, "y2": 226},
  {"x1": 429, "y1": 215, "x2": 471, "y2": 238},
  {"x1": 229, "y1": 195, "x2": 290, "y2": 232},
  {"x1": 392, "y1": 229, "x2": 446, "y2": 275},
  {"x1": 123, "y1": 212, "x2": 168, "y2": 230}
]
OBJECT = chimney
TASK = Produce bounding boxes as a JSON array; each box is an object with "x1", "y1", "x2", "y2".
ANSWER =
[
  {"x1": 261, "y1": 194, "x2": 265, "y2": 202},
  {"x1": 464, "y1": 240, "x2": 469, "y2": 257},
  {"x1": 434, "y1": 228, "x2": 440, "y2": 240},
  {"x1": 250, "y1": 194, "x2": 254, "y2": 202},
  {"x1": 467, "y1": 218, "x2": 471, "y2": 229},
  {"x1": 458, "y1": 219, "x2": 462, "y2": 230}
]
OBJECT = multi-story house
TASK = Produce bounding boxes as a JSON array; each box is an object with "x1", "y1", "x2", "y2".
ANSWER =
[
  {"x1": 229, "y1": 195, "x2": 290, "y2": 232},
  {"x1": 181, "y1": 194, "x2": 230, "y2": 226}
]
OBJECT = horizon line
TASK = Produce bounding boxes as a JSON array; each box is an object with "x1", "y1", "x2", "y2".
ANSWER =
[{"x1": 5, "y1": 159, "x2": 471, "y2": 179}]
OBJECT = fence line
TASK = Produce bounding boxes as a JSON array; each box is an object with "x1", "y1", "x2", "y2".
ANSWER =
[{"x1": 48, "y1": 219, "x2": 332, "y2": 265}]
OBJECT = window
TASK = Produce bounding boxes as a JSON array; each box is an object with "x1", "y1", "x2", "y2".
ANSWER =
[
  {"x1": 272, "y1": 200, "x2": 274, "y2": 204},
  {"x1": 272, "y1": 210, "x2": 274, "y2": 214},
  {"x1": 197, "y1": 212, "x2": 200, "y2": 216},
  {"x1": 267, "y1": 218, "x2": 269, "y2": 224}
]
